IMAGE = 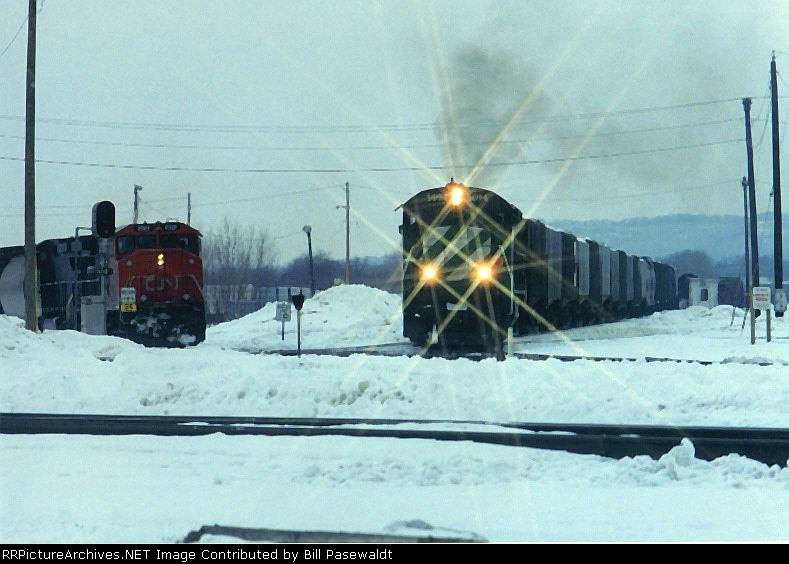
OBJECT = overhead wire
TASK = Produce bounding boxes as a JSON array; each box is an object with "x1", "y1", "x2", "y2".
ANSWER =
[
  {"x1": 0, "y1": 96, "x2": 772, "y2": 133},
  {"x1": 0, "y1": 137, "x2": 745, "y2": 174},
  {"x1": 0, "y1": 14, "x2": 27, "y2": 61},
  {"x1": 0, "y1": 117, "x2": 747, "y2": 152}
]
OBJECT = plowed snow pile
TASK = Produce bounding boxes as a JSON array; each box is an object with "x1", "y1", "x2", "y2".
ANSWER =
[{"x1": 206, "y1": 284, "x2": 406, "y2": 351}]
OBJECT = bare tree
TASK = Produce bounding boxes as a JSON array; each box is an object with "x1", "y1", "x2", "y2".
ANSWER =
[
  {"x1": 201, "y1": 217, "x2": 278, "y2": 322},
  {"x1": 202, "y1": 217, "x2": 277, "y2": 286}
]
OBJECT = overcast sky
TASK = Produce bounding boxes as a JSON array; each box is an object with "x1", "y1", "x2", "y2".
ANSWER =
[{"x1": 1, "y1": 0, "x2": 788, "y2": 261}]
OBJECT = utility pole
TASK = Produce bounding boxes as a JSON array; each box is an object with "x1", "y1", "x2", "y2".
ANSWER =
[
  {"x1": 770, "y1": 52, "x2": 784, "y2": 316},
  {"x1": 133, "y1": 184, "x2": 142, "y2": 223},
  {"x1": 743, "y1": 98, "x2": 760, "y2": 302},
  {"x1": 336, "y1": 182, "x2": 351, "y2": 284},
  {"x1": 23, "y1": 0, "x2": 38, "y2": 332},
  {"x1": 345, "y1": 181, "x2": 350, "y2": 284},
  {"x1": 743, "y1": 176, "x2": 750, "y2": 303},
  {"x1": 187, "y1": 192, "x2": 191, "y2": 225}
]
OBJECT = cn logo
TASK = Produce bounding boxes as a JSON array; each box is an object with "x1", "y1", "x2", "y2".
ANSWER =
[{"x1": 144, "y1": 276, "x2": 180, "y2": 291}]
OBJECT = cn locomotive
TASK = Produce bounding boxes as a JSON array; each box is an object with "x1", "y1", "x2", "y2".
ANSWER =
[
  {"x1": 400, "y1": 180, "x2": 678, "y2": 354},
  {"x1": 0, "y1": 201, "x2": 206, "y2": 345}
]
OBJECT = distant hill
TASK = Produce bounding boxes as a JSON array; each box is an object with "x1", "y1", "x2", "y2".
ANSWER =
[{"x1": 549, "y1": 213, "x2": 789, "y2": 262}]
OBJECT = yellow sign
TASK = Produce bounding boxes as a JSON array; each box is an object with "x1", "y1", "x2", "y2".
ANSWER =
[{"x1": 120, "y1": 304, "x2": 137, "y2": 313}]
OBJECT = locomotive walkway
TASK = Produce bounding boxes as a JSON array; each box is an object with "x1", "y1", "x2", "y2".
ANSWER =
[{"x1": 2, "y1": 413, "x2": 787, "y2": 467}]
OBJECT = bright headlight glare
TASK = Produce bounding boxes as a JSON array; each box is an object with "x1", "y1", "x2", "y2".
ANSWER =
[
  {"x1": 420, "y1": 263, "x2": 439, "y2": 283},
  {"x1": 449, "y1": 186, "x2": 465, "y2": 206},
  {"x1": 157, "y1": 253, "x2": 165, "y2": 267},
  {"x1": 473, "y1": 262, "x2": 494, "y2": 283}
]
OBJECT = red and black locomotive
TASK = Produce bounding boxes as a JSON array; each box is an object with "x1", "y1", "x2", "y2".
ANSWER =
[
  {"x1": 110, "y1": 221, "x2": 206, "y2": 344},
  {"x1": 0, "y1": 201, "x2": 206, "y2": 346}
]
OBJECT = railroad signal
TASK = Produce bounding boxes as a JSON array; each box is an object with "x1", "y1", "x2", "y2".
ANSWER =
[
  {"x1": 92, "y1": 201, "x2": 116, "y2": 238},
  {"x1": 291, "y1": 292, "x2": 306, "y2": 357}
]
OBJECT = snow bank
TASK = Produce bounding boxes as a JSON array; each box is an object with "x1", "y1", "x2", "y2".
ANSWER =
[
  {"x1": 2, "y1": 312, "x2": 788, "y2": 426},
  {"x1": 2, "y1": 291, "x2": 789, "y2": 426},
  {"x1": 515, "y1": 305, "x2": 789, "y2": 363},
  {"x1": 205, "y1": 284, "x2": 406, "y2": 351}
]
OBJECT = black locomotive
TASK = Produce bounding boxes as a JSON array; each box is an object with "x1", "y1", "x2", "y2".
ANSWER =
[{"x1": 400, "y1": 180, "x2": 678, "y2": 354}]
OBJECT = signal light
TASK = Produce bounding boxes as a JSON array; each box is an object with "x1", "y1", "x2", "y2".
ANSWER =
[
  {"x1": 92, "y1": 201, "x2": 116, "y2": 238},
  {"x1": 420, "y1": 263, "x2": 439, "y2": 283}
]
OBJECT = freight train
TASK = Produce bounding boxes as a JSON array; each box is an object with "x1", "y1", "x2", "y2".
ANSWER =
[
  {"x1": 0, "y1": 201, "x2": 205, "y2": 345},
  {"x1": 400, "y1": 180, "x2": 678, "y2": 354}
]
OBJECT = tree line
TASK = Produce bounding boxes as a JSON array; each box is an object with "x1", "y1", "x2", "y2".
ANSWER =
[{"x1": 202, "y1": 218, "x2": 401, "y2": 293}]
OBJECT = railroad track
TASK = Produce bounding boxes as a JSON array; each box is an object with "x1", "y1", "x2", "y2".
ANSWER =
[
  {"x1": 2, "y1": 413, "x2": 787, "y2": 467},
  {"x1": 236, "y1": 342, "x2": 781, "y2": 366}
]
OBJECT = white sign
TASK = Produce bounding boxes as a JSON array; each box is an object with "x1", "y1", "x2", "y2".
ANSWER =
[
  {"x1": 752, "y1": 286, "x2": 772, "y2": 310},
  {"x1": 275, "y1": 301, "x2": 292, "y2": 322},
  {"x1": 120, "y1": 287, "x2": 136, "y2": 304},
  {"x1": 775, "y1": 289, "x2": 787, "y2": 314}
]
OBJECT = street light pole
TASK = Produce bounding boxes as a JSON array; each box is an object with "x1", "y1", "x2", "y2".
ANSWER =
[
  {"x1": 303, "y1": 225, "x2": 315, "y2": 296},
  {"x1": 133, "y1": 184, "x2": 143, "y2": 223}
]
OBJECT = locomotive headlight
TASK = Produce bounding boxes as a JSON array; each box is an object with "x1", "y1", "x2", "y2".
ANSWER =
[
  {"x1": 449, "y1": 185, "x2": 466, "y2": 206},
  {"x1": 157, "y1": 253, "x2": 165, "y2": 267},
  {"x1": 473, "y1": 262, "x2": 494, "y2": 284},
  {"x1": 445, "y1": 179, "x2": 468, "y2": 207},
  {"x1": 420, "y1": 263, "x2": 440, "y2": 284}
]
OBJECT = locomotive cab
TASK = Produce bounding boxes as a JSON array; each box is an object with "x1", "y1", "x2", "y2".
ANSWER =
[
  {"x1": 400, "y1": 181, "x2": 520, "y2": 354},
  {"x1": 110, "y1": 221, "x2": 206, "y2": 345}
]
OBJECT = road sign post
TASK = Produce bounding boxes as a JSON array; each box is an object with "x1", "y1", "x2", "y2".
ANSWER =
[
  {"x1": 275, "y1": 301, "x2": 292, "y2": 341},
  {"x1": 751, "y1": 286, "x2": 773, "y2": 344}
]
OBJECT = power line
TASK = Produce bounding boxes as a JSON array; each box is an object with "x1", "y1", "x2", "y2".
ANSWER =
[
  {"x1": 524, "y1": 178, "x2": 738, "y2": 203},
  {"x1": 192, "y1": 187, "x2": 333, "y2": 208},
  {"x1": 0, "y1": 117, "x2": 747, "y2": 152},
  {"x1": 0, "y1": 96, "x2": 771, "y2": 133},
  {"x1": 0, "y1": 138, "x2": 745, "y2": 174},
  {"x1": 0, "y1": 14, "x2": 28, "y2": 61},
  {"x1": 0, "y1": 177, "x2": 744, "y2": 219}
]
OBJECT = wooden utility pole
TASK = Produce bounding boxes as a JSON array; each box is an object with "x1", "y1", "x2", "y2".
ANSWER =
[
  {"x1": 345, "y1": 181, "x2": 350, "y2": 284},
  {"x1": 23, "y1": 0, "x2": 37, "y2": 332},
  {"x1": 743, "y1": 98, "x2": 760, "y2": 298},
  {"x1": 187, "y1": 192, "x2": 192, "y2": 225},
  {"x1": 770, "y1": 52, "x2": 784, "y2": 316},
  {"x1": 743, "y1": 176, "x2": 750, "y2": 302},
  {"x1": 133, "y1": 184, "x2": 142, "y2": 223}
]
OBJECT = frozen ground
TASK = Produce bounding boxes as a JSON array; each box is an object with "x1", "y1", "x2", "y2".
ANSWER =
[
  {"x1": 2, "y1": 434, "x2": 787, "y2": 543},
  {"x1": 1, "y1": 284, "x2": 788, "y2": 542}
]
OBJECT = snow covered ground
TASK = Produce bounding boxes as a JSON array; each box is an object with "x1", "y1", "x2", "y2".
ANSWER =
[
  {"x1": 1, "y1": 284, "x2": 788, "y2": 542},
  {"x1": 2, "y1": 434, "x2": 787, "y2": 542},
  {"x1": 514, "y1": 305, "x2": 789, "y2": 364}
]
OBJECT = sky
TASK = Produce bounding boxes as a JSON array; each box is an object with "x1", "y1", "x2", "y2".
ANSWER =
[{"x1": 0, "y1": 0, "x2": 788, "y2": 261}]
